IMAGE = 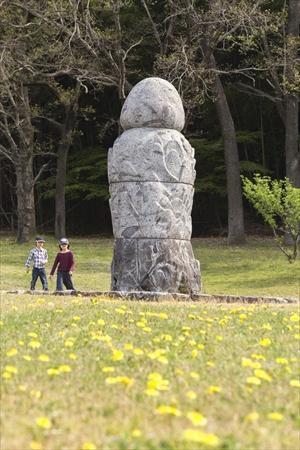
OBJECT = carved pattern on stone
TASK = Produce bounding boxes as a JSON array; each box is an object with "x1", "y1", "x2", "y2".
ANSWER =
[
  {"x1": 108, "y1": 128, "x2": 196, "y2": 185},
  {"x1": 111, "y1": 239, "x2": 200, "y2": 294},
  {"x1": 109, "y1": 181, "x2": 193, "y2": 239},
  {"x1": 108, "y1": 77, "x2": 201, "y2": 294}
]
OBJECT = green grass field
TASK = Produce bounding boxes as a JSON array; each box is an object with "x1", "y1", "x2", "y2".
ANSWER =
[
  {"x1": 0, "y1": 235, "x2": 299, "y2": 297},
  {"x1": 1, "y1": 296, "x2": 299, "y2": 449},
  {"x1": 1, "y1": 235, "x2": 299, "y2": 449}
]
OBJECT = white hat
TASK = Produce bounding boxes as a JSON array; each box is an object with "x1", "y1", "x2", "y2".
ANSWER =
[{"x1": 59, "y1": 238, "x2": 69, "y2": 245}]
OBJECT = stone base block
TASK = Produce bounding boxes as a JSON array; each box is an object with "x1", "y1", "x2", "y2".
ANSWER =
[{"x1": 111, "y1": 238, "x2": 201, "y2": 294}]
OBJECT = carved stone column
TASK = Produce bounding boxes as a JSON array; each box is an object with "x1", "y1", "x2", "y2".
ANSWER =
[{"x1": 108, "y1": 77, "x2": 200, "y2": 294}]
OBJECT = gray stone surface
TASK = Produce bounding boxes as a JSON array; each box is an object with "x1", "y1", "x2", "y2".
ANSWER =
[
  {"x1": 111, "y1": 239, "x2": 200, "y2": 294},
  {"x1": 109, "y1": 181, "x2": 193, "y2": 239},
  {"x1": 108, "y1": 77, "x2": 200, "y2": 294},
  {"x1": 108, "y1": 128, "x2": 196, "y2": 184},
  {"x1": 120, "y1": 78, "x2": 185, "y2": 131}
]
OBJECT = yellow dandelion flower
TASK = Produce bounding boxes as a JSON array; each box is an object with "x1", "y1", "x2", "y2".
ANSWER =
[
  {"x1": 244, "y1": 412, "x2": 259, "y2": 422},
  {"x1": 294, "y1": 334, "x2": 300, "y2": 340},
  {"x1": 187, "y1": 411, "x2": 207, "y2": 426},
  {"x1": 134, "y1": 348, "x2": 144, "y2": 355},
  {"x1": 82, "y1": 442, "x2": 97, "y2": 450},
  {"x1": 267, "y1": 412, "x2": 283, "y2": 421},
  {"x1": 30, "y1": 441, "x2": 43, "y2": 450},
  {"x1": 246, "y1": 376, "x2": 261, "y2": 385},
  {"x1": 254, "y1": 369, "x2": 272, "y2": 382},
  {"x1": 29, "y1": 340, "x2": 41, "y2": 349},
  {"x1": 69, "y1": 353, "x2": 77, "y2": 360},
  {"x1": 147, "y1": 378, "x2": 169, "y2": 391},
  {"x1": 97, "y1": 319, "x2": 105, "y2": 326},
  {"x1": 2, "y1": 372, "x2": 12, "y2": 379},
  {"x1": 47, "y1": 368, "x2": 60, "y2": 376},
  {"x1": 290, "y1": 314, "x2": 299, "y2": 322},
  {"x1": 183, "y1": 429, "x2": 220, "y2": 447},
  {"x1": 207, "y1": 385, "x2": 221, "y2": 395},
  {"x1": 6, "y1": 348, "x2": 18, "y2": 357},
  {"x1": 259, "y1": 338, "x2": 271, "y2": 347},
  {"x1": 111, "y1": 349, "x2": 124, "y2": 361},
  {"x1": 156, "y1": 405, "x2": 182, "y2": 416},
  {"x1": 28, "y1": 332, "x2": 38, "y2": 338},
  {"x1": 38, "y1": 354, "x2": 50, "y2": 362},
  {"x1": 290, "y1": 379, "x2": 300, "y2": 388},
  {"x1": 23, "y1": 355, "x2": 32, "y2": 361},
  {"x1": 251, "y1": 354, "x2": 265, "y2": 360},
  {"x1": 73, "y1": 316, "x2": 81, "y2": 321},
  {"x1": 102, "y1": 366, "x2": 115, "y2": 373},
  {"x1": 124, "y1": 343, "x2": 133, "y2": 350},
  {"x1": 159, "y1": 313, "x2": 168, "y2": 319},
  {"x1": 145, "y1": 389, "x2": 159, "y2": 396},
  {"x1": 5, "y1": 365, "x2": 18, "y2": 374},
  {"x1": 207, "y1": 361, "x2": 215, "y2": 367},
  {"x1": 64, "y1": 339, "x2": 74, "y2": 347},
  {"x1": 161, "y1": 334, "x2": 173, "y2": 341},
  {"x1": 36, "y1": 417, "x2": 52, "y2": 429},
  {"x1": 186, "y1": 390, "x2": 197, "y2": 400},
  {"x1": 190, "y1": 371, "x2": 200, "y2": 379},
  {"x1": 242, "y1": 358, "x2": 261, "y2": 369},
  {"x1": 132, "y1": 429, "x2": 141, "y2": 437},
  {"x1": 121, "y1": 376, "x2": 133, "y2": 385},
  {"x1": 191, "y1": 349, "x2": 198, "y2": 358},
  {"x1": 58, "y1": 364, "x2": 72, "y2": 373},
  {"x1": 275, "y1": 357, "x2": 288, "y2": 365},
  {"x1": 105, "y1": 376, "x2": 134, "y2": 387}
]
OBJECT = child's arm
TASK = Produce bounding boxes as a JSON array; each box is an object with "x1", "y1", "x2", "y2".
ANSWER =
[
  {"x1": 69, "y1": 252, "x2": 75, "y2": 274},
  {"x1": 25, "y1": 250, "x2": 33, "y2": 271},
  {"x1": 44, "y1": 249, "x2": 48, "y2": 264},
  {"x1": 50, "y1": 254, "x2": 59, "y2": 276}
]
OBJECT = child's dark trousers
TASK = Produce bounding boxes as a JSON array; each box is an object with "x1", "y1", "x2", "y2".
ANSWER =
[
  {"x1": 56, "y1": 271, "x2": 74, "y2": 291},
  {"x1": 31, "y1": 268, "x2": 48, "y2": 290}
]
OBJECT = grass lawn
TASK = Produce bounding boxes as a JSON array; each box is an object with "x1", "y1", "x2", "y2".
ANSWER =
[
  {"x1": 0, "y1": 235, "x2": 299, "y2": 297},
  {"x1": 1, "y1": 295, "x2": 299, "y2": 449}
]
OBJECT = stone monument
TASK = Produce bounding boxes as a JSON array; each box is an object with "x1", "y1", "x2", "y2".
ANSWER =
[{"x1": 108, "y1": 77, "x2": 200, "y2": 294}]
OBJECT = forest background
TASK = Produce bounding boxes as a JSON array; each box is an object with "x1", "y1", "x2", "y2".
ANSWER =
[{"x1": 0, "y1": 0, "x2": 299, "y2": 244}]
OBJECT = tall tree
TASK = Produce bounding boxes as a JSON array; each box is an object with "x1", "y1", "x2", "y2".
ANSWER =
[
  {"x1": 236, "y1": 0, "x2": 300, "y2": 186},
  {"x1": 14, "y1": 0, "x2": 144, "y2": 236},
  {"x1": 0, "y1": 5, "x2": 49, "y2": 242},
  {"x1": 151, "y1": 0, "x2": 259, "y2": 244},
  {"x1": 284, "y1": 0, "x2": 299, "y2": 187}
]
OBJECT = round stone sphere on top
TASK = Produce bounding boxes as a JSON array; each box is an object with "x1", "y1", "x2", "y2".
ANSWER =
[{"x1": 120, "y1": 77, "x2": 185, "y2": 132}]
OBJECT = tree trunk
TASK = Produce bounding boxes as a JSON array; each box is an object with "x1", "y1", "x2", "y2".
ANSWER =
[
  {"x1": 285, "y1": 95, "x2": 299, "y2": 187},
  {"x1": 55, "y1": 134, "x2": 70, "y2": 239},
  {"x1": 15, "y1": 157, "x2": 36, "y2": 243},
  {"x1": 55, "y1": 84, "x2": 80, "y2": 238},
  {"x1": 285, "y1": 0, "x2": 300, "y2": 188},
  {"x1": 214, "y1": 75, "x2": 246, "y2": 245}
]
